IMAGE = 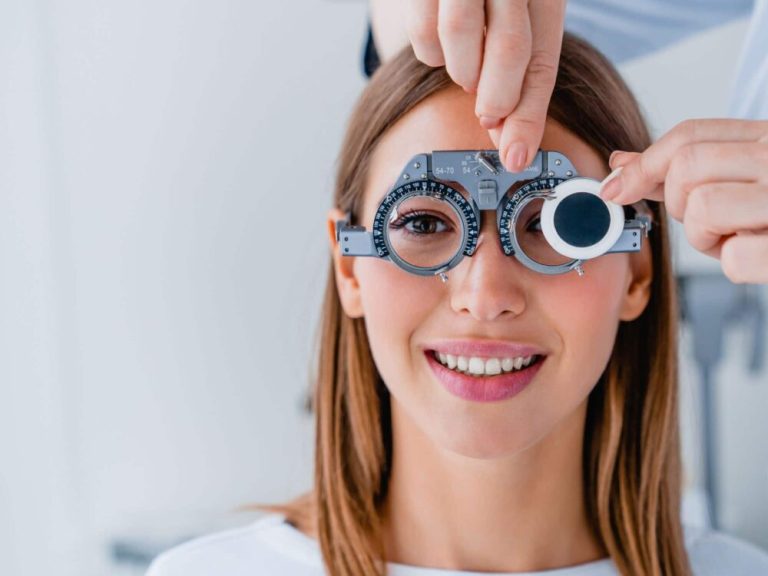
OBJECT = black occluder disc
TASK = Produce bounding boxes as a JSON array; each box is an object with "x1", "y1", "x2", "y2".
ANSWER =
[{"x1": 553, "y1": 193, "x2": 610, "y2": 248}]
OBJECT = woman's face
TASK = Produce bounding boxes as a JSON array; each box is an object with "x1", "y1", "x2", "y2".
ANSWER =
[{"x1": 329, "y1": 86, "x2": 651, "y2": 459}]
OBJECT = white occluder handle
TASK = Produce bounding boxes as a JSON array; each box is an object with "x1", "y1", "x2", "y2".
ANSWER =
[{"x1": 599, "y1": 166, "x2": 624, "y2": 195}]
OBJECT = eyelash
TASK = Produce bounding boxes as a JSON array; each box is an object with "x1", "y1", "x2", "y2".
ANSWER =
[
  {"x1": 389, "y1": 210, "x2": 452, "y2": 236},
  {"x1": 389, "y1": 210, "x2": 542, "y2": 234}
]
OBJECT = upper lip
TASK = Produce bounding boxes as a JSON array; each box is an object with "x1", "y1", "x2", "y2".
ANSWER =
[{"x1": 423, "y1": 339, "x2": 548, "y2": 359}]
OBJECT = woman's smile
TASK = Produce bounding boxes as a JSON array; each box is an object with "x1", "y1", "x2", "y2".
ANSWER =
[
  {"x1": 418, "y1": 337, "x2": 549, "y2": 401},
  {"x1": 424, "y1": 347, "x2": 547, "y2": 402}
]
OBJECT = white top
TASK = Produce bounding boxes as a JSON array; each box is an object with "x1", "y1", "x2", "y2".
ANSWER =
[
  {"x1": 146, "y1": 512, "x2": 768, "y2": 576},
  {"x1": 565, "y1": 0, "x2": 768, "y2": 119}
]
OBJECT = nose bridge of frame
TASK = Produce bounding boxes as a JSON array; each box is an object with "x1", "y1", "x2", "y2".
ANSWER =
[{"x1": 429, "y1": 149, "x2": 576, "y2": 210}]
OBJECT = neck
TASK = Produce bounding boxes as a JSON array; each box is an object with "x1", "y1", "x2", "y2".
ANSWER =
[{"x1": 380, "y1": 398, "x2": 607, "y2": 572}]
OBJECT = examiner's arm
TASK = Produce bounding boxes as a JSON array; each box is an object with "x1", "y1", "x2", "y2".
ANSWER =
[{"x1": 566, "y1": 0, "x2": 754, "y2": 64}]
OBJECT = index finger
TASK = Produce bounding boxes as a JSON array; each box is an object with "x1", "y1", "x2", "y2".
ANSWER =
[{"x1": 496, "y1": 0, "x2": 564, "y2": 172}]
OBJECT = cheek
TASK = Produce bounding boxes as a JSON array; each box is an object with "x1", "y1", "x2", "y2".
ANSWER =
[
  {"x1": 355, "y1": 259, "x2": 438, "y2": 385},
  {"x1": 498, "y1": 256, "x2": 628, "y2": 454},
  {"x1": 545, "y1": 256, "x2": 628, "y2": 387}
]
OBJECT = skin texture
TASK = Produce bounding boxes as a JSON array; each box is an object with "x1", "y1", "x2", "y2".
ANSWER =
[{"x1": 326, "y1": 86, "x2": 652, "y2": 571}]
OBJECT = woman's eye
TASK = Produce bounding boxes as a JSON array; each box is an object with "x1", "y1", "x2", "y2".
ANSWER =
[
  {"x1": 390, "y1": 212, "x2": 451, "y2": 235},
  {"x1": 406, "y1": 216, "x2": 446, "y2": 234},
  {"x1": 527, "y1": 217, "x2": 542, "y2": 232}
]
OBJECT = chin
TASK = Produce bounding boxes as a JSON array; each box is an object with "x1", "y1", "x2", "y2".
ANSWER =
[{"x1": 434, "y1": 418, "x2": 544, "y2": 461}]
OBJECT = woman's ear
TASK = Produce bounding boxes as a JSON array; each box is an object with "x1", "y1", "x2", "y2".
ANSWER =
[
  {"x1": 327, "y1": 208, "x2": 364, "y2": 318},
  {"x1": 619, "y1": 240, "x2": 653, "y2": 321}
]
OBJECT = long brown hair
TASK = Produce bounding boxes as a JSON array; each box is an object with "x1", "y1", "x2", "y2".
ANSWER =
[{"x1": 255, "y1": 32, "x2": 690, "y2": 576}]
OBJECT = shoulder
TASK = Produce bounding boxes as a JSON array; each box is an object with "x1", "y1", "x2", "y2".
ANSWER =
[
  {"x1": 145, "y1": 512, "x2": 321, "y2": 576},
  {"x1": 684, "y1": 524, "x2": 768, "y2": 576}
]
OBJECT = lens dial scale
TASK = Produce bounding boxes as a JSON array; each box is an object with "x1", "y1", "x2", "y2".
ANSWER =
[{"x1": 372, "y1": 179, "x2": 478, "y2": 276}]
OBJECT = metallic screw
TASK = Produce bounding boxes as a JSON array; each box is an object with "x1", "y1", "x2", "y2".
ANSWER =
[{"x1": 555, "y1": 159, "x2": 562, "y2": 166}]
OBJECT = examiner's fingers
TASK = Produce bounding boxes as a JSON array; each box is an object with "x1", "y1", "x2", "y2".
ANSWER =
[
  {"x1": 438, "y1": 0, "x2": 485, "y2": 91},
  {"x1": 663, "y1": 142, "x2": 767, "y2": 220},
  {"x1": 721, "y1": 233, "x2": 768, "y2": 284},
  {"x1": 407, "y1": 0, "x2": 445, "y2": 66},
  {"x1": 609, "y1": 150, "x2": 639, "y2": 170},
  {"x1": 605, "y1": 151, "x2": 667, "y2": 201},
  {"x1": 602, "y1": 119, "x2": 768, "y2": 204},
  {"x1": 475, "y1": 0, "x2": 531, "y2": 132},
  {"x1": 495, "y1": 0, "x2": 565, "y2": 172},
  {"x1": 683, "y1": 182, "x2": 768, "y2": 257}
]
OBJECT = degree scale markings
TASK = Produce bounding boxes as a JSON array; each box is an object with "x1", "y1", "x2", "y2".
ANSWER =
[
  {"x1": 499, "y1": 178, "x2": 563, "y2": 256},
  {"x1": 372, "y1": 180, "x2": 479, "y2": 260}
]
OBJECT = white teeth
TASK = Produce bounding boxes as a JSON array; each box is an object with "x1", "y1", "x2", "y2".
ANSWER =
[
  {"x1": 434, "y1": 352, "x2": 538, "y2": 375},
  {"x1": 468, "y1": 357, "x2": 484, "y2": 375},
  {"x1": 485, "y1": 358, "x2": 501, "y2": 375}
]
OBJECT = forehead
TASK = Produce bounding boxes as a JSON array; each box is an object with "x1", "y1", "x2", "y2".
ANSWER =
[{"x1": 363, "y1": 86, "x2": 609, "y2": 219}]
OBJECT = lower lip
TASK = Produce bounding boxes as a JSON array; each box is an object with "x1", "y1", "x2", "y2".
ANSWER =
[{"x1": 425, "y1": 351, "x2": 545, "y2": 402}]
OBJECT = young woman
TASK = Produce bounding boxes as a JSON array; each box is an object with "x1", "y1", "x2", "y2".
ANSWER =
[{"x1": 147, "y1": 34, "x2": 768, "y2": 576}]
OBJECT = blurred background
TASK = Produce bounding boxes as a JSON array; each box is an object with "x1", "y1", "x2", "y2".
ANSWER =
[{"x1": 0, "y1": 1, "x2": 766, "y2": 575}]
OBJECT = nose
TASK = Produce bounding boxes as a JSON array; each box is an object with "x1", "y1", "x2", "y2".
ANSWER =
[{"x1": 448, "y1": 213, "x2": 528, "y2": 321}]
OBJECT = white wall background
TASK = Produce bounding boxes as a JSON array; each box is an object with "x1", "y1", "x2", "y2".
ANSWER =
[{"x1": 0, "y1": 2, "x2": 765, "y2": 575}]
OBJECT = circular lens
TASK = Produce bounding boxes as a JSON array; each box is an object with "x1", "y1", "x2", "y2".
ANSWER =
[
  {"x1": 514, "y1": 198, "x2": 572, "y2": 266},
  {"x1": 386, "y1": 194, "x2": 463, "y2": 269},
  {"x1": 553, "y1": 192, "x2": 610, "y2": 247}
]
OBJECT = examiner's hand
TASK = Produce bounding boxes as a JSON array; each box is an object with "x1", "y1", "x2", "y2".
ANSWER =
[
  {"x1": 405, "y1": 0, "x2": 566, "y2": 172},
  {"x1": 601, "y1": 119, "x2": 768, "y2": 284}
]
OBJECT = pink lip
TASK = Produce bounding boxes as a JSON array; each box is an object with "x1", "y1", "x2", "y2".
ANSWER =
[
  {"x1": 422, "y1": 339, "x2": 547, "y2": 358},
  {"x1": 425, "y1": 350, "x2": 546, "y2": 402}
]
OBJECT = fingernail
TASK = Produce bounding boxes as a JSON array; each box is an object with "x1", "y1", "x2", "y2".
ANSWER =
[
  {"x1": 505, "y1": 142, "x2": 528, "y2": 172},
  {"x1": 609, "y1": 150, "x2": 628, "y2": 168},
  {"x1": 600, "y1": 166, "x2": 624, "y2": 201},
  {"x1": 479, "y1": 115, "x2": 501, "y2": 129}
]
